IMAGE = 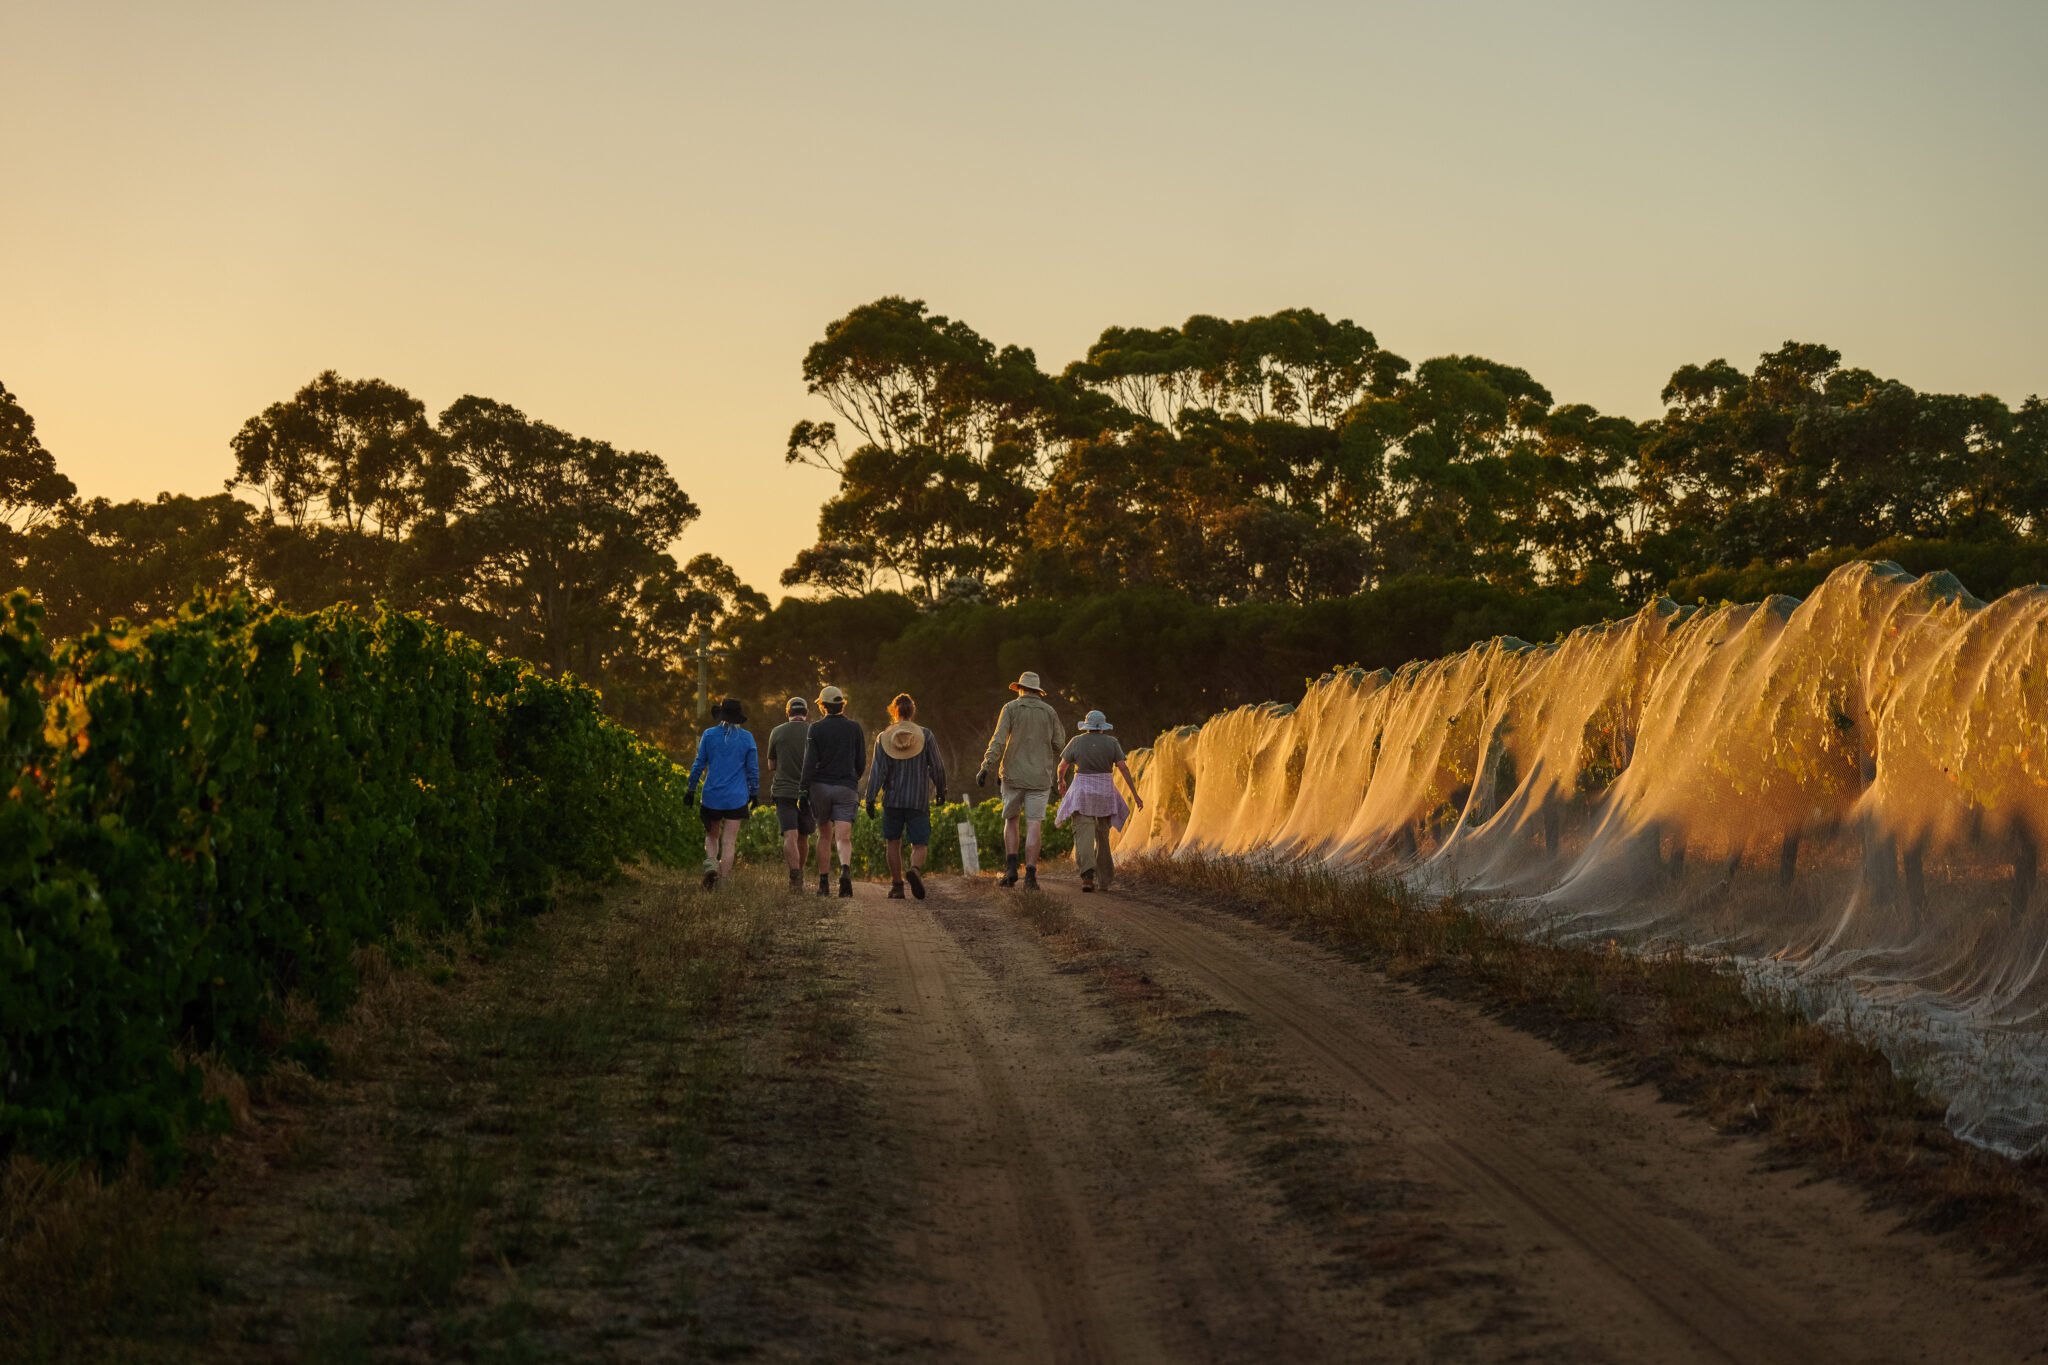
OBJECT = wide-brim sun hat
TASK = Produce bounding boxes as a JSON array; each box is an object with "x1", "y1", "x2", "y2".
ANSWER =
[
  {"x1": 880, "y1": 722, "x2": 925, "y2": 759},
  {"x1": 1079, "y1": 709, "x2": 1113, "y2": 731},
  {"x1": 718, "y1": 696, "x2": 747, "y2": 723},
  {"x1": 1008, "y1": 670, "x2": 1044, "y2": 693}
]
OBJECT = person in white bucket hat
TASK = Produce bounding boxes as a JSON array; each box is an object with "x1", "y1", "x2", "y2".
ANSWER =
[
  {"x1": 1054, "y1": 710, "x2": 1144, "y2": 892},
  {"x1": 976, "y1": 670, "x2": 1065, "y2": 889}
]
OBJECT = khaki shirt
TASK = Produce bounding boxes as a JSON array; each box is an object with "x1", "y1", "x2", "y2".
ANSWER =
[{"x1": 980, "y1": 694, "x2": 1065, "y2": 791}]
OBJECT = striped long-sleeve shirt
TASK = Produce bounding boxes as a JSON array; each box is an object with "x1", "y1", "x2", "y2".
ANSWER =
[{"x1": 864, "y1": 729, "x2": 947, "y2": 812}]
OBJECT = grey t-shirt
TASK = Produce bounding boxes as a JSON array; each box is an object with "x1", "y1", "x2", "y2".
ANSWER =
[
  {"x1": 766, "y1": 718, "x2": 811, "y2": 799},
  {"x1": 1061, "y1": 732, "x2": 1125, "y2": 775}
]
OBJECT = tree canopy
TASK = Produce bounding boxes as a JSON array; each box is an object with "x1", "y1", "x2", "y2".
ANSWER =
[{"x1": 785, "y1": 302, "x2": 2046, "y2": 603}]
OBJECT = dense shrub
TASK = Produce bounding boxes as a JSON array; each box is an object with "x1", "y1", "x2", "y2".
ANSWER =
[
  {"x1": 729, "y1": 576, "x2": 1625, "y2": 756},
  {"x1": 0, "y1": 591, "x2": 694, "y2": 1165}
]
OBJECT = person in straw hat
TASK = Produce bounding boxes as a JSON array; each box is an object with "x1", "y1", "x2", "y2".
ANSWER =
[
  {"x1": 685, "y1": 696, "x2": 759, "y2": 892},
  {"x1": 799, "y1": 684, "x2": 865, "y2": 898},
  {"x1": 864, "y1": 693, "x2": 948, "y2": 899},
  {"x1": 1055, "y1": 709, "x2": 1145, "y2": 892},
  {"x1": 976, "y1": 669, "x2": 1065, "y2": 890}
]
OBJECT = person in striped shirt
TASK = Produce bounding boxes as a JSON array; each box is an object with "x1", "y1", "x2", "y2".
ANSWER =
[{"x1": 864, "y1": 693, "x2": 947, "y2": 900}]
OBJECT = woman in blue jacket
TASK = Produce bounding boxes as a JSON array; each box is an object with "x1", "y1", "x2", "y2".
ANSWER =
[{"x1": 687, "y1": 696, "x2": 760, "y2": 890}]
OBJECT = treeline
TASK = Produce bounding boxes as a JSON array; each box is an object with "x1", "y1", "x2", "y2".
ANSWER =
[
  {"x1": 724, "y1": 575, "x2": 1628, "y2": 772},
  {"x1": 0, "y1": 376, "x2": 761, "y2": 750},
  {"x1": 783, "y1": 298, "x2": 2048, "y2": 603},
  {"x1": 8, "y1": 299, "x2": 2044, "y2": 759}
]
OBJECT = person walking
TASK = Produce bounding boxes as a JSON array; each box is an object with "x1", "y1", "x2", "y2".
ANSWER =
[
  {"x1": 1054, "y1": 709, "x2": 1145, "y2": 892},
  {"x1": 764, "y1": 696, "x2": 814, "y2": 889},
  {"x1": 864, "y1": 693, "x2": 947, "y2": 900},
  {"x1": 685, "y1": 696, "x2": 758, "y2": 891},
  {"x1": 976, "y1": 670, "x2": 1064, "y2": 890},
  {"x1": 799, "y1": 684, "x2": 865, "y2": 898}
]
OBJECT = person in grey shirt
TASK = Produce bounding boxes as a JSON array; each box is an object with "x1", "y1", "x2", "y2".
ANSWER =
[{"x1": 764, "y1": 696, "x2": 813, "y2": 889}]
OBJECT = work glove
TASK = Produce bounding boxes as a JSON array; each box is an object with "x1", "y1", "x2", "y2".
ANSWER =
[
  {"x1": 746, "y1": 796, "x2": 756, "y2": 812},
  {"x1": 865, "y1": 801, "x2": 877, "y2": 818},
  {"x1": 683, "y1": 788, "x2": 696, "y2": 809},
  {"x1": 976, "y1": 769, "x2": 989, "y2": 788}
]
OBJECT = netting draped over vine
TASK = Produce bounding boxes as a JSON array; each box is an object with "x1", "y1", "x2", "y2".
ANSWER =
[{"x1": 1116, "y1": 562, "x2": 2048, "y2": 1154}]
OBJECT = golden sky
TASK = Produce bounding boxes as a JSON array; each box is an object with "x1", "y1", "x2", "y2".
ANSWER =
[{"x1": 4, "y1": 1, "x2": 2044, "y2": 597}]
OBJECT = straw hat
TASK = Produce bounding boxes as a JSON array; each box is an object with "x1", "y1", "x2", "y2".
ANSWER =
[
  {"x1": 880, "y1": 722, "x2": 925, "y2": 759},
  {"x1": 1008, "y1": 670, "x2": 1045, "y2": 694},
  {"x1": 1078, "y1": 709, "x2": 1113, "y2": 731}
]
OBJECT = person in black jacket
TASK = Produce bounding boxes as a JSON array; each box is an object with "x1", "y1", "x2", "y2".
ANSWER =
[{"x1": 798, "y1": 684, "x2": 865, "y2": 898}]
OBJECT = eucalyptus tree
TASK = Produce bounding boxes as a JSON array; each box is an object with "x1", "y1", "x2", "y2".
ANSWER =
[
  {"x1": 0, "y1": 380, "x2": 76, "y2": 534},
  {"x1": 782, "y1": 295, "x2": 1114, "y2": 598},
  {"x1": 435, "y1": 395, "x2": 700, "y2": 681}
]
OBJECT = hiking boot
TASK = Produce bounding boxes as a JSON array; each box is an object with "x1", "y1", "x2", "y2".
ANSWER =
[
  {"x1": 788, "y1": 867, "x2": 802, "y2": 889},
  {"x1": 999, "y1": 854, "x2": 1020, "y2": 888},
  {"x1": 888, "y1": 881, "x2": 906, "y2": 899},
  {"x1": 702, "y1": 869, "x2": 718, "y2": 892},
  {"x1": 838, "y1": 872, "x2": 854, "y2": 898},
  {"x1": 1080, "y1": 868, "x2": 1096, "y2": 893},
  {"x1": 817, "y1": 873, "x2": 831, "y2": 897},
  {"x1": 906, "y1": 867, "x2": 925, "y2": 900},
  {"x1": 1023, "y1": 866, "x2": 1039, "y2": 891}
]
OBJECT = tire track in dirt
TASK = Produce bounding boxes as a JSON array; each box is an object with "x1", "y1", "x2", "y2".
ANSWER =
[
  {"x1": 852, "y1": 881, "x2": 1365, "y2": 1363},
  {"x1": 1073, "y1": 878, "x2": 2048, "y2": 1365}
]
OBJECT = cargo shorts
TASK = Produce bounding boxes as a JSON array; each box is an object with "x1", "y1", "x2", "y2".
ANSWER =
[{"x1": 1000, "y1": 782, "x2": 1049, "y2": 822}]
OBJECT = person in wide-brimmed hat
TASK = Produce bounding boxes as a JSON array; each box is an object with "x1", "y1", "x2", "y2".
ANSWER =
[
  {"x1": 976, "y1": 670, "x2": 1065, "y2": 889},
  {"x1": 1054, "y1": 709, "x2": 1144, "y2": 892},
  {"x1": 687, "y1": 696, "x2": 758, "y2": 891},
  {"x1": 798, "y1": 684, "x2": 865, "y2": 898},
  {"x1": 863, "y1": 693, "x2": 948, "y2": 899}
]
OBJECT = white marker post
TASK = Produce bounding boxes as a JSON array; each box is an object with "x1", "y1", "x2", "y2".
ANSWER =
[{"x1": 957, "y1": 821, "x2": 981, "y2": 877}]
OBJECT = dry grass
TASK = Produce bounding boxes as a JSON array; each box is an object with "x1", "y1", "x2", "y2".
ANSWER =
[
  {"x1": 10, "y1": 865, "x2": 877, "y2": 1362},
  {"x1": 1129, "y1": 854, "x2": 2048, "y2": 1271},
  {"x1": 0, "y1": 1154, "x2": 211, "y2": 1362}
]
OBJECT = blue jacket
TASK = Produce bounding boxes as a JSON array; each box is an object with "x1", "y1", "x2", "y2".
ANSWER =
[{"x1": 689, "y1": 722, "x2": 759, "y2": 810}]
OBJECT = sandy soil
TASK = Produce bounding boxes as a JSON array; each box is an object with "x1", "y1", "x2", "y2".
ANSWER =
[{"x1": 849, "y1": 870, "x2": 2048, "y2": 1364}]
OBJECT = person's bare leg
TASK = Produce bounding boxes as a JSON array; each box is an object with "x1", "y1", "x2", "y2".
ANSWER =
[
  {"x1": 704, "y1": 826, "x2": 718, "y2": 867},
  {"x1": 1004, "y1": 813, "x2": 1021, "y2": 857},
  {"x1": 911, "y1": 843, "x2": 928, "y2": 870},
  {"x1": 817, "y1": 823, "x2": 834, "y2": 877},
  {"x1": 783, "y1": 827, "x2": 801, "y2": 871},
  {"x1": 718, "y1": 819, "x2": 739, "y2": 879},
  {"x1": 886, "y1": 838, "x2": 904, "y2": 883},
  {"x1": 835, "y1": 825, "x2": 854, "y2": 871},
  {"x1": 1025, "y1": 819, "x2": 1043, "y2": 867}
]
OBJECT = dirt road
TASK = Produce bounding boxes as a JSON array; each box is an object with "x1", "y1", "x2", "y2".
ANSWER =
[{"x1": 851, "y1": 872, "x2": 2048, "y2": 1364}]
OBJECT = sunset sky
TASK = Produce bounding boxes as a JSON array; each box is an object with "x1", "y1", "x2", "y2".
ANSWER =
[{"x1": 5, "y1": 1, "x2": 2044, "y2": 596}]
